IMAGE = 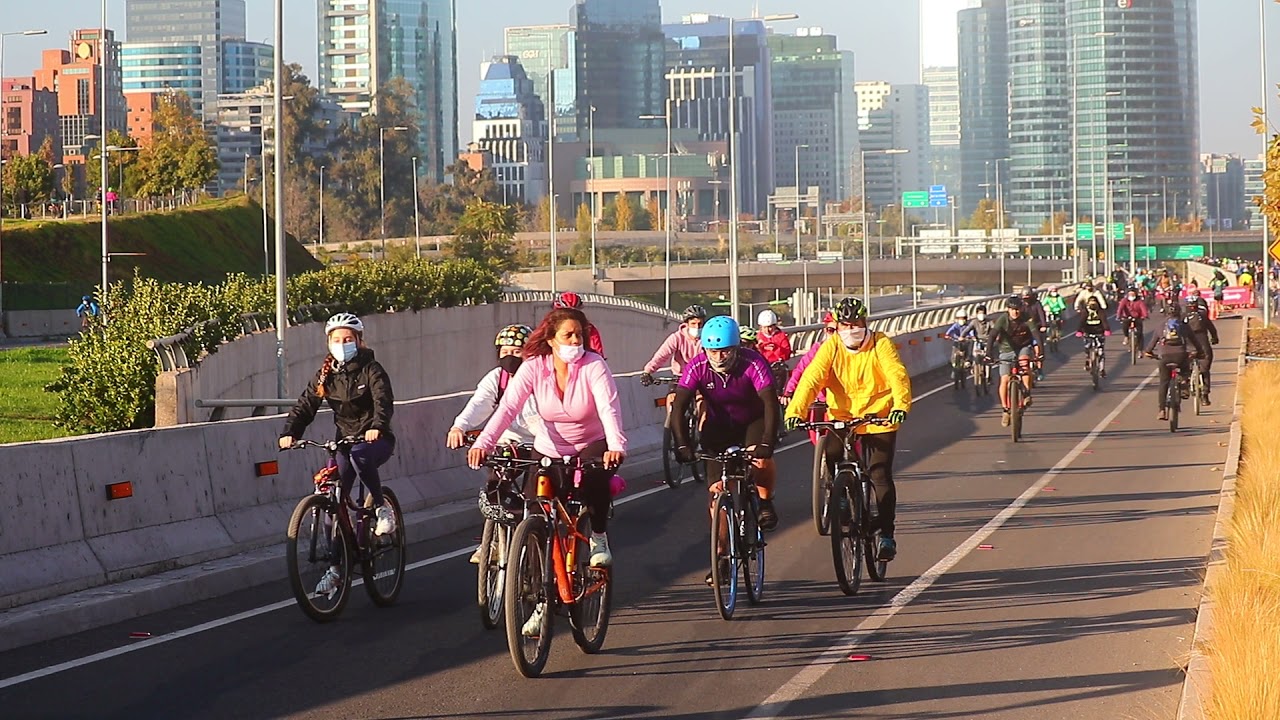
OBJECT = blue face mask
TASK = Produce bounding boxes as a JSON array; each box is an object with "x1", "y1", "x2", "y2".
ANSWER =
[{"x1": 329, "y1": 340, "x2": 357, "y2": 363}]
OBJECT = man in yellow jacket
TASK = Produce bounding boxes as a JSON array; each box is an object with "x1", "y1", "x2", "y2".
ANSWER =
[{"x1": 784, "y1": 296, "x2": 913, "y2": 561}]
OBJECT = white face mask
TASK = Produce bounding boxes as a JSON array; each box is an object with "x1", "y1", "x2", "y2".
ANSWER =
[
  {"x1": 686, "y1": 326, "x2": 700, "y2": 339},
  {"x1": 329, "y1": 340, "x2": 357, "y2": 363},
  {"x1": 976, "y1": 313, "x2": 986, "y2": 321},
  {"x1": 838, "y1": 327, "x2": 867, "y2": 349},
  {"x1": 556, "y1": 342, "x2": 585, "y2": 364}
]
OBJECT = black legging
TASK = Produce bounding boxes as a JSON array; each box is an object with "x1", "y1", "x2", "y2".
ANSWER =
[
  {"x1": 1193, "y1": 333, "x2": 1214, "y2": 392},
  {"x1": 1157, "y1": 352, "x2": 1191, "y2": 410},
  {"x1": 824, "y1": 429, "x2": 898, "y2": 538},
  {"x1": 531, "y1": 439, "x2": 613, "y2": 534}
]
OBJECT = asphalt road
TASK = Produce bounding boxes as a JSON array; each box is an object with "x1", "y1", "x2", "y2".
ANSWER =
[{"x1": 0, "y1": 319, "x2": 1237, "y2": 720}]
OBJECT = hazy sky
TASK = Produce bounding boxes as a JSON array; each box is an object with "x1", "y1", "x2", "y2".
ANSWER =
[{"x1": 4, "y1": 0, "x2": 1276, "y2": 155}]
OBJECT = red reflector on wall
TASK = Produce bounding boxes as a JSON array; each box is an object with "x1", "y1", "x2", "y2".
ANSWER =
[
  {"x1": 255, "y1": 460, "x2": 279, "y2": 477},
  {"x1": 106, "y1": 481, "x2": 133, "y2": 500},
  {"x1": 653, "y1": 397, "x2": 668, "y2": 408}
]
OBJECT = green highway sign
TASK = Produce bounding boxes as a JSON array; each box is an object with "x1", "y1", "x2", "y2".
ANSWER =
[
  {"x1": 902, "y1": 191, "x2": 930, "y2": 208},
  {"x1": 1076, "y1": 224, "x2": 1095, "y2": 241},
  {"x1": 1172, "y1": 244, "x2": 1206, "y2": 260},
  {"x1": 1108, "y1": 223, "x2": 1126, "y2": 241}
]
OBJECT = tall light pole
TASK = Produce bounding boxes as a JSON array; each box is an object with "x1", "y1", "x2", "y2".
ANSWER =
[
  {"x1": 318, "y1": 164, "x2": 325, "y2": 246},
  {"x1": 588, "y1": 104, "x2": 596, "y2": 289},
  {"x1": 994, "y1": 157, "x2": 1008, "y2": 295},
  {"x1": 1260, "y1": 0, "x2": 1272, "y2": 326},
  {"x1": 272, "y1": 0, "x2": 288, "y2": 398},
  {"x1": 640, "y1": 105, "x2": 673, "y2": 308},
  {"x1": 794, "y1": 143, "x2": 809, "y2": 260},
  {"x1": 546, "y1": 54, "x2": 557, "y2": 293},
  {"x1": 99, "y1": 0, "x2": 111, "y2": 318},
  {"x1": 0, "y1": 28, "x2": 48, "y2": 329},
  {"x1": 379, "y1": 125, "x2": 408, "y2": 259},
  {"x1": 411, "y1": 156, "x2": 421, "y2": 258},
  {"x1": 859, "y1": 147, "x2": 909, "y2": 312},
  {"x1": 1138, "y1": 192, "x2": 1159, "y2": 268}
]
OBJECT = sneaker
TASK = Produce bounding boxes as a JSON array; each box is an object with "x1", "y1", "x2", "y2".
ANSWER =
[
  {"x1": 1158, "y1": 409, "x2": 1168, "y2": 421},
  {"x1": 375, "y1": 504, "x2": 396, "y2": 536},
  {"x1": 758, "y1": 498, "x2": 779, "y2": 532},
  {"x1": 589, "y1": 532, "x2": 613, "y2": 567},
  {"x1": 521, "y1": 601, "x2": 546, "y2": 637},
  {"x1": 1022, "y1": 395, "x2": 1033, "y2": 409},
  {"x1": 1001, "y1": 410, "x2": 1011, "y2": 427},
  {"x1": 315, "y1": 566, "x2": 341, "y2": 597},
  {"x1": 1204, "y1": 395, "x2": 1212, "y2": 407},
  {"x1": 877, "y1": 537, "x2": 898, "y2": 562},
  {"x1": 705, "y1": 557, "x2": 732, "y2": 586},
  {"x1": 1100, "y1": 368, "x2": 1107, "y2": 378}
]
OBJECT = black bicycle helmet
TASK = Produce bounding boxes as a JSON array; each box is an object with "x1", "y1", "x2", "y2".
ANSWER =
[
  {"x1": 835, "y1": 297, "x2": 869, "y2": 323},
  {"x1": 682, "y1": 304, "x2": 708, "y2": 321},
  {"x1": 1005, "y1": 296, "x2": 1024, "y2": 310},
  {"x1": 1020, "y1": 286, "x2": 1035, "y2": 298}
]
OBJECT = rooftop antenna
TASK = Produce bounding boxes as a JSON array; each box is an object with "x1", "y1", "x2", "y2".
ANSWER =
[{"x1": 751, "y1": 1, "x2": 760, "y2": 18}]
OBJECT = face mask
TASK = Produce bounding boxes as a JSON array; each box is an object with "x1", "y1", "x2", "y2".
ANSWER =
[
  {"x1": 709, "y1": 348, "x2": 737, "y2": 374},
  {"x1": 498, "y1": 355, "x2": 523, "y2": 375},
  {"x1": 838, "y1": 327, "x2": 867, "y2": 349},
  {"x1": 686, "y1": 326, "x2": 700, "y2": 339},
  {"x1": 556, "y1": 343, "x2": 585, "y2": 364},
  {"x1": 1127, "y1": 295, "x2": 1137, "y2": 301},
  {"x1": 976, "y1": 313, "x2": 986, "y2": 321},
  {"x1": 329, "y1": 341, "x2": 357, "y2": 363}
]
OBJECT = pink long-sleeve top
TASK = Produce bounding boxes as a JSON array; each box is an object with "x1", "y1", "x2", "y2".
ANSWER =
[
  {"x1": 643, "y1": 325, "x2": 702, "y2": 375},
  {"x1": 473, "y1": 352, "x2": 628, "y2": 458},
  {"x1": 784, "y1": 338, "x2": 826, "y2": 396}
]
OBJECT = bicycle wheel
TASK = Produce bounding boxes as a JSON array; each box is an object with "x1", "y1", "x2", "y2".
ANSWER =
[
  {"x1": 1090, "y1": 353, "x2": 1101, "y2": 392},
  {"x1": 710, "y1": 492, "x2": 738, "y2": 620},
  {"x1": 687, "y1": 412, "x2": 706, "y2": 484},
  {"x1": 862, "y1": 477, "x2": 889, "y2": 582},
  {"x1": 477, "y1": 518, "x2": 504, "y2": 630},
  {"x1": 362, "y1": 488, "x2": 406, "y2": 607},
  {"x1": 1009, "y1": 378, "x2": 1023, "y2": 443},
  {"x1": 1130, "y1": 331, "x2": 1140, "y2": 366},
  {"x1": 1168, "y1": 381, "x2": 1180, "y2": 433},
  {"x1": 286, "y1": 495, "x2": 352, "y2": 623},
  {"x1": 811, "y1": 433, "x2": 833, "y2": 536},
  {"x1": 742, "y1": 489, "x2": 765, "y2": 606},
  {"x1": 569, "y1": 515, "x2": 612, "y2": 654},
  {"x1": 661, "y1": 425, "x2": 686, "y2": 489},
  {"x1": 952, "y1": 357, "x2": 964, "y2": 390},
  {"x1": 829, "y1": 470, "x2": 864, "y2": 596},
  {"x1": 1192, "y1": 369, "x2": 1204, "y2": 416},
  {"x1": 505, "y1": 516, "x2": 552, "y2": 678}
]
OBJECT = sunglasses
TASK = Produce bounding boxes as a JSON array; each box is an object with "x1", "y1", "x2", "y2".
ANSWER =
[{"x1": 823, "y1": 327, "x2": 837, "y2": 334}]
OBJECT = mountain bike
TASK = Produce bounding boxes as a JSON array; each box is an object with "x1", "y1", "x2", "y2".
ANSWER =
[
  {"x1": 1082, "y1": 334, "x2": 1105, "y2": 391},
  {"x1": 646, "y1": 375, "x2": 705, "y2": 488},
  {"x1": 1000, "y1": 357, "x2": 1034, "y2": 442},
  {"x1": 701, "y1": 446, "x2": 766, "y2": 620},
  {"x1": 950, "y1": 340, "x2": 969, "y2": 390},
  {"x1": 504, "y1": 456, "x2": 614, "y2": 678},
  {"x1": 1191, "y1": 357, "x2": 1207, "y2": 416},
  {"x1": 797, "y1": 416, "x2": 894, "y2": 595},
  {"x1": 1046, "y1": 313, "x2": 1062, "y2": 354},
  {"x1": 284, "y1": 438, "x2": 406, "y2": 623},
  {"x1": 1123, "y1": 318, "x2": 1142, "y2": 366},
  {"x1": 971, "y1": 340, "x2": 990, "y2": 397},
  {"x1": 473, "y1": 443, "x2": 538, "y2": 630}
]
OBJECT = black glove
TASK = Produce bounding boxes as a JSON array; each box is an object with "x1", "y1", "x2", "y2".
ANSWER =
[
  {"x1": 1211, "y1": 338, "x2": 1219, "y2": 345},
  {"x1": 640, "y1": 372, "x2": 654, "y2": 386},
  {"x1": 674, "y1": 445, "x2": 695, "y2": 464},
  {"x1": 752, "y1": 443, "x2": 774, "y2": 460},
  {"x1": 784, "y1": 416, "x2": 803, "y2": 431},
  {"x1": 888, "y1": 409, "x2": 907, "y2": 425}
]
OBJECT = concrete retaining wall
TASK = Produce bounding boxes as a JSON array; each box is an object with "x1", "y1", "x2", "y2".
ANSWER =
[{"x1": 3, "y1": 310, "x2": 79, "y2": 339}]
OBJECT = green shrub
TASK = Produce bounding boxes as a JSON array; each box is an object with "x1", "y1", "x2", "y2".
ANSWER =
[{"x1": 46, "y1": 258, "x2": 501, "y2": 434}]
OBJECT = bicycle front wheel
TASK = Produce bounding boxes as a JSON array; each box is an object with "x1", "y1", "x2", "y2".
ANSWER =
[
  {"x1": 505, "y1": 516, "x2": 552, "y2": 678},
  {"x1": 661, "y1": 425, "x2": 686, "y2": 489},
  {"x1": 286, "y1": 495, "x2": 351, "y2": 623},
  {"x1": 811, "y1": 434, "x2": 833, "y2": 536},
  {"x1": 1192, "y1": 370, "x2": 1204, "y2": 416},
  {"x1": 711, "y1": 492, "x2": 738, "y2": 620},
  {"x1": 829, "y1": 471, "x2": 864, "y2": 596},
  {"x1": 362, "y1": 488, "x2": 406, "y2": 607},
  {"x1": 1010, "y1": 379, "x2": 1024, "y2": 443},
  {"x1": 569, "y1": 515, "x2": 612, "y2": 654},
  {"x1": 477, "y1": 518, "x2": 504, "y2": 630},
  {"x1": 863, "y1": 478, "x2": 889, "y2": 582},
  {"x1": 1168, "y1": 383, "x2": 1181, "y2": 433},
  {"x1": 1130, "y1": 332, "x2": 1140, "y2": 365},
  {"x1": 742, "y1": 491, "x2": 765, "y2": 605}
]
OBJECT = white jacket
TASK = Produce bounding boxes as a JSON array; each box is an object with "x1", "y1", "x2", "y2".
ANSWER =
[
  {"x1": 1074, "y1": 288, "x2": 1108, "y2": 311},
  {"x1": 452, "y1": 367, "x2": 539, "y2": 446}
]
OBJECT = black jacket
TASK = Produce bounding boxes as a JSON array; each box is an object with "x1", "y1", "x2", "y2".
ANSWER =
[{"x1": 281, "y1": 348, "x2": 395, "y2": 443}]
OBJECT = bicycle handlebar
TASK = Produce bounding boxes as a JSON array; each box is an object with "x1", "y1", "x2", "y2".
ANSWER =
[
  {"x1": 642, "y1": 375, "x2": 680, "y2": 386},
  {"x1": 795, "y1": 415, "x2": 893, "y2": 432},
  {"x1": 696, "y1": 446, "x2": 752, "y2": 463},
  {"x1": 285, "y1": 436, "x2": 361, "y2": 453}
]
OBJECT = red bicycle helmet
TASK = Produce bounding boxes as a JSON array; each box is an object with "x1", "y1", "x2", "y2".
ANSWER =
[{"x1": 553, "y1": 291, "x2": 583, "y2": 310}]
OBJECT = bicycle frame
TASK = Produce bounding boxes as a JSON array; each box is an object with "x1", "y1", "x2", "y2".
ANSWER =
[{"x1": 527, "y1": 460, "x2": 610, "y2": 606}]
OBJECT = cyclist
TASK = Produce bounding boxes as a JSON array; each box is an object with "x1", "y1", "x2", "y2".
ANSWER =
[
  {"x1": 1020, "y1": 287, "x2": 1048, "y2": 381},
  {"x1": 75, "y1": 294, "x2": 100, "y2": 331},
  {"x1": 446, "y1": 325, "x2": 539, "y2": 564},
  {"x1": 641, "y1": 304, "x2": 706, "y2": 388},
  {"x1": 552, "y1": 292, "x2": 605, "y2": 357},
  {"x1": 669, "y1": 316, "x2": 780, "y2": 580},
  {"x1": 1210, "y1": 269, "x2": 1228, "y2": 305},
  {"x1": 1116, "y1": 286, "x2": 1149, "y2": 348},
  {"x1": 784, "y1": 297, "x2": 912, "y2": 562},
  {"x1": 985, "y1": 297, "x2": 1043, "y2": 428},
  {"x1": 1075, "y1": 281, "x2": 1108, "y2": 311},
  {"x1": 1181, "y1": 293, "x2": 1220, "y2": 405},
  {"x1": 1073, "y1": 296, "x2": 1111, "y2": 377},
  {"x1": 756, "y1": 309, "x2": 792, "y2": 366},
  {"x1": 1111, "y1": 266, "x2": 1129, "y2": 295},
  {"x1": 739, "y1": 325, "x2": 759, "y2": 351},
  {"x1": 468, "y1": 306, "x2": 626, "y2": 570},
  {"x1": 280, "y1": 313, "x2": 397, "y2": 595},
  {"x1": 966, "y1": 306, "x2": 994, "y2": 367},
  {"x1": 945, "y1": 311, "x2": 976, "y2": 371},
  {"x1": 1144, "y1": 306, "x2": 1207, "y2": 421},
  {"x1": 782, "y1": 311, "x2": 838, "y2": 401},
  {"x1": 1042, "y1": 286, "x2": 1067, "y2": 336}
]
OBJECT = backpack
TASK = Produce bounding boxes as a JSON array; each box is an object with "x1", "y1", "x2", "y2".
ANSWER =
[
  {"x1": 1085, "y1": 306, "x2": 1103, "y2": 324},
  {"x1": 1163, "y1": 319, "x2": 1185, "y2": 346},
  {"x1": 494, "y1": 370, "x2": 510, "y2": 408},
  {"x1": 1184, "y1": 308, "x2": 1208, "y2": 334}
]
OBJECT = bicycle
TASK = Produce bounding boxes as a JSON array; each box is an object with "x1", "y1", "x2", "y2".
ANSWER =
[
  {"x1": 283, "y1": 438, "x2": 407, "y2": 623},
  {"x1": 994, "y1": 356, "x2": 1034, "y2": 442},
  {"x1": 949, "y1": 340, "x2": 969, "y2": 390},
  {"x1": 1082, "y1": 334, "x2": 1105, "y2": 391},
  {"x1": 645, "y1": 375, "x2": 705, "y2": 488},
  {"x1": 1046, "y1": 314, "x2": 1062, "y2": 354},
  {"x1": 472, "y1": 442, "x2": 538, "y2": 630},
  {"x1": 1191, "y1": 356, "x2": 1207, "y2": 416},
  {"x1": 797, "y1": 416, "x2": 894, "y2": 595},
  {"x1": 701, "y1": 446, "x2": 766, "y2": 620},
  {"x1": 971, "y1": 340, "x2": 991, "y2": 397},
  {"x1": 504, "y1": 456, "x2": 614, "y2": 678},
  {"x1": 806, "y1": 401, "x2": 834, "y2": 536},
  {"x1": 1122, "y1": 318, "x2": 1142, "y2": 366}
]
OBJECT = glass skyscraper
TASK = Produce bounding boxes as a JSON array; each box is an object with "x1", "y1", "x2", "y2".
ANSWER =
[
  {"x1": 125, "y1": 0, "x2": 248, "y2": 119},
  {"x1": 571, "y1": 0, "x2": 665, "y2": 132},
  {"x1": 504, "y1": 25, "x2": 578, "y2": 141},
  {"x1": 1006, "y1": 0, "x2": 1070, "y2": 230},
  {"x1": 958, "y1": 0, "x2": 1009, "y2": 218}
]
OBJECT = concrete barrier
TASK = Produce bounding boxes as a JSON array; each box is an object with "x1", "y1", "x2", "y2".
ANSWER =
[{"x1": 3, "y1": 309, "x2": 79, "y2": 339}]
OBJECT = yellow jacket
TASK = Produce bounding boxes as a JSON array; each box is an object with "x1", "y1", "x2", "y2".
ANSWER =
[{"x1": 784, "y1": 332, "x2": 912, "y2": 434}]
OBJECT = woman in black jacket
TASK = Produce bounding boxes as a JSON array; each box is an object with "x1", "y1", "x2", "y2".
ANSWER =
[{"x1": 280, "y1": 313, "x2": 397, "y2": 542}]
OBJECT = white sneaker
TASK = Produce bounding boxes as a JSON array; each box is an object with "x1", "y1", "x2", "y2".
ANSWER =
[
  {"x1": 375, "y1": 504, "x2": 396, "y2": 536},
  {"x1": 315, "y1": 566, "x2": 341, "y2": 597},
  {"x1": 589, "y1": 532, "x2": 613, "y2": 567},
  {"x1": 522, "y1": 602, "x2": 546, "y2": 637}
]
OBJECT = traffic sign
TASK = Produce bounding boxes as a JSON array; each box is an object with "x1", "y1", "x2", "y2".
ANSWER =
[
  {"x1": 1076, "y1": 224, "x2": 1095, "y2": 241},
  {"x1": 902, "y1": 191, "x2": 930, "y2": 208},
  {"x1": 1108, "y1": 222, "x2": 1126, "y2": 241},
  {"x1": 1269, "y1": 238, "x2": 1280, "y2": 265},
  {"x1": 928, "y1": 185, "x2": 948, "y2": 207}
]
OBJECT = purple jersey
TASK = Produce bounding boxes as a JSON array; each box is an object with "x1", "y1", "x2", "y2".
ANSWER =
[{"x1": 677, "y1": 348, "x2": 773, "y2": 427}]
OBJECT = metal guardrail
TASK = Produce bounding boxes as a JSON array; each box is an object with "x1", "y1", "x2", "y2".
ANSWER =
[
  {"x1": 146, "y1": 318, "x2": 221, "y2": 371},
  {"x1": 500, "y1": 290, "x2": 682, "y2": 321},
  {"x1": 193, "y1": 398, "x2": 295, "y2": 422},
  {"x1": 784, "y1": 294, "x2": 1009, "y2": 356}
]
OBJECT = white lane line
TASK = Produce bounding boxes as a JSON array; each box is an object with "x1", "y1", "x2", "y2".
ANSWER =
[
  {"x1": 0, "y1": 381, "x2": 952, "y2": 690},
  {"x1": 745, "y1": 368, "x2": 1158, "y2": 719}
]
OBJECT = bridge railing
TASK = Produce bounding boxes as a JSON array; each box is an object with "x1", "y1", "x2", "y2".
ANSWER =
[
  {"x1": 784, "y1": 294, "x2": 1008, "y2": 356},
  {"x1": 501, "y1": 290, "x2": 681, "y2": 321}
]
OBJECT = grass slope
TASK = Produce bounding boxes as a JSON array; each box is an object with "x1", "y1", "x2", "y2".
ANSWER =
[
  {"x1": 2, "y1": 196, "x2": 322, "y2": 285},
  {"x1": 0, "y1": 346, "x2": 69, "y2": 444}
]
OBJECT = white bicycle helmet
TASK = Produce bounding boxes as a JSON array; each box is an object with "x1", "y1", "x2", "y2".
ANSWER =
[
  {"x1": 325, "y1": 312, "x2": 364, "y2": 335},
  {"x1": 757, "y1": 309, "x2": 778, "y2": 327}
]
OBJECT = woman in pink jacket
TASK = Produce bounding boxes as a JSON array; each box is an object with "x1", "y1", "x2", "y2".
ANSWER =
[{"x1": 468, "y1": 307, "x2": 627, "y2": 568}]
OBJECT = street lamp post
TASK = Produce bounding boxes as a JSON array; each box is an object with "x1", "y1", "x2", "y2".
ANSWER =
[
  {"x1": 794, "y1": 143, "x2": 808, "y2": 260},
  {"x1": 588, "y1": 105, "x2": 597, "y2": 290},
  {"x1": 411, "y1": 156, "x2": 421, "y2": 258},
  {"x1": 639, "y1": 105, "x2": 674, "y2": 308},
  {"x1": 0, "y1": 28, "x2": 48, "y2": 330},
  {"x1": 89, "y1": 142, "x2": 142, "y2": 306},
  {"x1": 318, "y1": 164, "x2": 325, "y2": 246},
  {"x1": 859, "y1": 148, "x2": 909, "y2": 313},
  {"x1": 994, "y1": 158, "x2": 1008, "y2": 294},
  {"x1": 379, "y1": 125, "x2": 408, "y2": 259},
  {"x1": 1260, "y1": 0, "x2": 1272, "y2": 326}
]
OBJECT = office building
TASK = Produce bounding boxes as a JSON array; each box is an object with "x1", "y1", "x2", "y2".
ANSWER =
[
  {"x1": 216, "y1": 81, "x2": 349, "y2": 193},
  {"x1": 769, "y1": 29, "x2": 858, "y2": 210},
  {"x1": 1201, "y1": 154, "x2": 1245, "y2": 230},
  {"x1": 1, "y1": 78, "x2": 61, "y2": 162},
  {"x1": 504, "y1": 24, "x2": 578, "y2": 140},
  {"x1": 571, "y1": 0, "x2": 665, "y2": 132},
  {"x1": 957, "y1": 0, "x2": 1008, "y2": 218},
  {"x1": 34, "y1": 29, "x2": 127, "y2": 162},
  {"x1": 923, "y1": 66, "x2": 961, "y2": 208},
  {"x1": 1006, "y1": 0, "x2": 1070, "y2": 230},
  {"x1": 222, "y1": 41, "x2": 274, "y2": 94},
  {"x1": 1244, "y1": 155, "x2": 1264, "y2": 228},
  {"x1": 317, "y1": 0, "x2": 458, "y2": 182},
  {"x1": 125, "y1": 0, "x2": 248, "y2": 118},
  {"x1": 472, "y1": 55, "x2": 546, "y2": 204},
  {"x1": 124, "y1": 90, "x2": 161, "y2": 143},
  {"x1": 856, "y1": 81, "x2": 930, "y2": 210},
  {"x1": 664, "y1": 14, "x2": 774, "y2": 215},
  {"x1": 120, "y1": 43, "x2": 205, "y2": 114}
]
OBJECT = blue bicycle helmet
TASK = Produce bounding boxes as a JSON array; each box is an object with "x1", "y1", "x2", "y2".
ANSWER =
[{"x1": 701, "y1": 315, "x2": 741, "y2": 350}]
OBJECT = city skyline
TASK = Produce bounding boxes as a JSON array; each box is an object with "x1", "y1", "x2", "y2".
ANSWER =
[{"x1": 3, "y1": 0, "x2": 1277, "y2": 157}]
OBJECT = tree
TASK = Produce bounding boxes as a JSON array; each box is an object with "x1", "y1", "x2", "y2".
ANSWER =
[
  {"x1": 529, "y1": 195, "x2": 560, "y2": 232},
  {"x1": 2, "y1": 153, "x2": 54, "y2": 210},
  {"x1": 966, "y1": 198, "x2": 1009, "y2": 232},
  {"x1": 452, "y1": 199, "x2": 518, "y2": 272},
  {"x1": 646, "y1": 195, "x2": 662, "y2": 231},
  {"x1": 613, "y1": 194, "x2": 635, "y2": 231},
  {"x1": 575, "y1": 202, "x2": 592, "y2": 242},
  {"x1": 134, "y1": 93, "x2": 217, "y2": 196},
  {"x1": 1038, "y1": 212, "x2": 1069, "y2": 235},
  {"x1": 86, "y1": 130, "x2": 138, "y2": 195}
]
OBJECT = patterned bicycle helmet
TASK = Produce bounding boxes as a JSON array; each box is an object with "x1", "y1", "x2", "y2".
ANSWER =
[
  {"x1": 495, "y1": 324, "x2": 532, "y2": 348},
  {"x1": 325, "y1": 312, "x2": 364, "y2": 335},
  {"x1": 553, "y1": 291, "x2": 583, "y2": 310},
  {"x1": 740, "y1": 326, "x2": 758, "y2": 344},
  {"x1": 835, "y1": 297, "x2": 869, "y2": 323},
  {"x1": 701, "y1": 315, "x2": 741, "y2": 349},
  {"x1": 682, "y1": 304, "x2": 708, "y2": 321}
]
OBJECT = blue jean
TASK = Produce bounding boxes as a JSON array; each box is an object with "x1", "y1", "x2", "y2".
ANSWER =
[{"x1": 336, "y1": 438, "x2": 394, "y2": 507}]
